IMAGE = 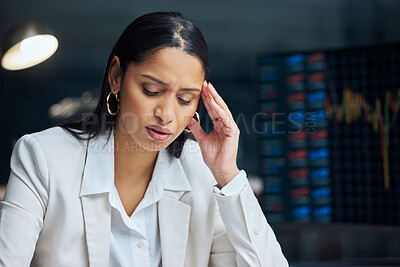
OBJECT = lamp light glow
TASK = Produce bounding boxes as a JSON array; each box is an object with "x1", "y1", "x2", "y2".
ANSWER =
[{"x1": 1, "y1": 21, "x2": 58, "y2": 71}]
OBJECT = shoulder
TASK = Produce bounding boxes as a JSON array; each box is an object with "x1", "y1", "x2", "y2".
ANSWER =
[
  {"x1": 13, "y1": 126, "x2": 87, "y2": 168},
  {"x1": 10, "y1": 127, "x2": 92, "y2": 191},
  {"x1": 179, "y1": 138, "x2": 206, "y2": 170},
  {"x1": 179, "y1": 138, "x2": 217, "y2": 187},
  {"x1": 29, "y1": 126, "x2": 86, "y2": 148},
  {"x1": 180, "y1": 138, "x2": 203, "y2": 162},
  {"x1": 16, "y1": 126, "x2": 82, "y2": 144}
]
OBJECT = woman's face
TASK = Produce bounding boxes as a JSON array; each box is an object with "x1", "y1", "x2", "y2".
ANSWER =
[{"x1": 109, "y1": 47, "x2": 204, "y2": 152}]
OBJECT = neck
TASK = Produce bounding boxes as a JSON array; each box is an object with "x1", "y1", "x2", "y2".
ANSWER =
[{"x1": 113, "y1": 126, "x2": 158, "y2": 186}]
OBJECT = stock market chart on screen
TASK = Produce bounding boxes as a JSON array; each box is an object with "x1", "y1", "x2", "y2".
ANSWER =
[{"x1": 255, "y1": 42, "x2": 400, "y2": 225}]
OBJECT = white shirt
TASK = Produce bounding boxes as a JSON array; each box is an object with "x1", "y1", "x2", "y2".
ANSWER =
[
  {"x1": 108, "y1": 166, "x2": 164, "y2": 267},
  {"x1": 107, "y1": 160, "x2": 247, "y2": 267}
]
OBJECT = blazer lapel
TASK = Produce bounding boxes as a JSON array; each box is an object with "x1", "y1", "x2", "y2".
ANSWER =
[
  {"x1": 155, "y1": 150, "x2": 193, "y2": 267},
  {"x1": 79, "y1": 133, "x2": 115, "y2": 267},
  {"x1": 158, "y1": 191, "x2": 191, "y2": 267},
  {"x1": 81, "y1": 194, "x2": 112, "y2": 267}
]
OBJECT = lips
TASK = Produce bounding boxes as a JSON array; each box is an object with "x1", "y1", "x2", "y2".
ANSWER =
[
  {"x1": 146, "y1": 125, "x2": 171, "y2": 134},
  {"x1": 145, "y1": 125, "x2": 172, "y2": 141}
]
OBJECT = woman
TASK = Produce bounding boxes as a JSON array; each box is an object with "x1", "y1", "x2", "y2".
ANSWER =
[{"x1": 0, "y1": 12, "x2": 288, "y2": 267}]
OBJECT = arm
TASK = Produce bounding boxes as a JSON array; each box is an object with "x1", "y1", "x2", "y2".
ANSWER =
[
  {"x1": 211, "y1": 170, "x2": 288, "y2": 267},
  {"x1": 0, "y1": 135, "x2": 49, "y2": 266},
  {"x1": 188, "y1": 81, "x2": 288, "y2": 266}
]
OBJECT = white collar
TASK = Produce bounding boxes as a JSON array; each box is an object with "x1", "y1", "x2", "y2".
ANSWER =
[{"x1": 79, "y1": 130, "x2": 192, "y2": 197}]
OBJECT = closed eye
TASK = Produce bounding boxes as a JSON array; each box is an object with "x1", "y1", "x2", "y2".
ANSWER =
[
  {"x1": 143, "y1": 87, "x2": 161, "y2": 96},
  {"x1": 143, "y1": 87, "x2": 192, "y2": 106},
  {"x1": 178, "y1": 98, "x2": 191, "y2": 105}
]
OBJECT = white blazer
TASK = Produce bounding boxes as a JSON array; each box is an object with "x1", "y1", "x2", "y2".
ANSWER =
[{"x1": 0, "y1": 127, "x2": 288, "y2": 267}]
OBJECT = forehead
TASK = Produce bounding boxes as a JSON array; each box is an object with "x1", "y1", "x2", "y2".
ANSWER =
[{"x1": 126, "y1": 47, "x2": 205, "y2": 85}]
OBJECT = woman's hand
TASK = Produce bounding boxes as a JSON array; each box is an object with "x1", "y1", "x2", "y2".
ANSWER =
[{"x1": 188, "y1": 81, "x2": 241, "y2": 189}]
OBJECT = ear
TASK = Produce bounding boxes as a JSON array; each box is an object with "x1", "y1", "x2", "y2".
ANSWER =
[{"x1": 108, "y1": 56, "x2": 122, "y2": 94}]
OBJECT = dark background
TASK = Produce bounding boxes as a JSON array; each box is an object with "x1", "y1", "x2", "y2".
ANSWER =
[
  {"x1": 1, "y1": 0, "x2": 400, "y2": 184},
  {"x1": 1, "y1": 0, "x2": 400, "y2": 265}
]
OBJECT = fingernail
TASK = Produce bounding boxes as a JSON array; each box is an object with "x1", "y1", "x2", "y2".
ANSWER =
[
  {"x1": 202, "y1": 81, "x2": 207, "y2": 91},
  {"x1": 201, "y1": 87, "x2": 206, "y2": 97},
  {"x1": 209, "y1": 82, "x2": 215, "y2": 91}
]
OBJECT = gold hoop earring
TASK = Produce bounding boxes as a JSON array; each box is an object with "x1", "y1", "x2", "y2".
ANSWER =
[
  {"x1": 184, "y1": 112, "x2": 200, "y2": 133},
  {"x1": 106, "y1": 92, "x2": 120, "y2": 115}
]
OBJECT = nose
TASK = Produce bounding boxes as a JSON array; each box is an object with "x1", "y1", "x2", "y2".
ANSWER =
[{"x1": 154, "y1": 98, "x2": 175, "y2": 125}]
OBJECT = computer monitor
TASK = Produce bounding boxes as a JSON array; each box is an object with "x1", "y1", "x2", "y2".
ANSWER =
[{"x1": 255, "y1": 42, "x2": 400, "y2": 225}]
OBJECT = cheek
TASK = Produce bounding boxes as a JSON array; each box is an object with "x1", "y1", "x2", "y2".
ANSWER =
[
  {"x1": 120, "y1": 88, "x2": 151, "y2": 114},
  {"x1": 181, "y1": 109, "x2": 195, "y2": 124},
  {"x1": 118, "y1": 91, "x2": 152, "y2": 132},
  {"x1": 177, "y1": 103, "x2": 200, "y2": 129}
]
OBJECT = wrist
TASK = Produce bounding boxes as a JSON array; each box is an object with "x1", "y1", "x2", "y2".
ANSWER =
[{"x1": 213, "y1": 167, "x2": 240, "y2": 189}]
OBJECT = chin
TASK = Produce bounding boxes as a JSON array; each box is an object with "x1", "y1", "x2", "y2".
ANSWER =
[{"x1": 137, "y1": 139, "x2": 174, "y2": 152}]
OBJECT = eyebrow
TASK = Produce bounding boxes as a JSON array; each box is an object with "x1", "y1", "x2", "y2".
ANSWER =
[{"x1": 140, "y1": 74, "x2": 201, "y2": 92}]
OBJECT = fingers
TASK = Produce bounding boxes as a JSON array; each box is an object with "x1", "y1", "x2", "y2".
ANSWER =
[
  {"x1": 202, "y1": 81, "x2": 233, "y2": 121},
  {"x1": 209, "y1": 99, "x2": 238, "y2": 137},
  {"x1": 201, "y1": 81, "x2": 238, "y2": 137},
  {"x1": 208, "y1": 97, "x2": 231, "y2": 129},
  {"x1": 187, "y1": 117, "x2": 207, "y2": 142},
  {"x1": 201, "y1": 81, "x2": 220, "y2": 121},
  {"x1": 206, "y1": 82, "x2": 233, "y2": 118}
]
